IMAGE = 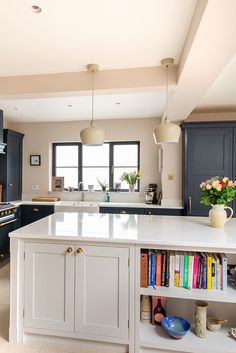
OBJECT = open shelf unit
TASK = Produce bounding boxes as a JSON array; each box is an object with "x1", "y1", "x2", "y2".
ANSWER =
[
  {"x1": 140, "y1": 322, "x2": 236, "y2": 353},
  {"x1": 140, "y1": 284, "x2": 236, "y2": 303},
  {"x1": 136, "y1": 245, "x2": 236, "y2": 353}
]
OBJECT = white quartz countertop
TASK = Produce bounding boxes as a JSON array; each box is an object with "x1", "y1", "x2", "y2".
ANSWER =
[
  {"x1": 13, "y1": 200, "x2": 183, "y2": 209},
  {"x1": 9, "y1": 212, "x2": 236, "y2": 251}
]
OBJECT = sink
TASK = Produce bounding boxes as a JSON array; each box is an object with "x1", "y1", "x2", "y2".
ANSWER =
[{"x1": 54, "y1": 201, "x2": 99, "y2": 213}]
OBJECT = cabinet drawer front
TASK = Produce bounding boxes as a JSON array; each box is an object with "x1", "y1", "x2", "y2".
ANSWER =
[
  {"x1": 75, "y1": 245, "x2": 129, "y2": 339},
  {"x1": 24, "y1": 243, "x2": 74, "y2": 332}
]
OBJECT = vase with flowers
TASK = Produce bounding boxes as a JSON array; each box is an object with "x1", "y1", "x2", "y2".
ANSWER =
[
  {"x1": 200, "y1": 176, "x2": 236, "y2": 228},
  {"x1": 120, "y1": 170, "x2": 141, "y2": 192}
]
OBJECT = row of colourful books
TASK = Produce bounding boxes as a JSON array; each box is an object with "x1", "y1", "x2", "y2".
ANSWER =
[{"x1": 140, "y1": 249, "x2": 228, "y2": 290}]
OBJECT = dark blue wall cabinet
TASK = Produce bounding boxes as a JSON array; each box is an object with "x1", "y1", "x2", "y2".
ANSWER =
[
  {"x1": 182, "y1": 122, "x2": 236, "y2": 216},
  {"x1": 0, "y1": 129, "x2": 24, "y2": 201}
]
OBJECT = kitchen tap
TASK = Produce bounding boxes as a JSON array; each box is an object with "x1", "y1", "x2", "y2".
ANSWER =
[{"x1": 78, "y1": 182, "x2": 84, "y2": 202}]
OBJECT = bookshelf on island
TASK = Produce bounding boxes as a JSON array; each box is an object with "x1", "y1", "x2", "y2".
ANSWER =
[
  {"x1": 9, "y1": 213, "x2": 236, "y2": 353},
  {"x1": 137, "y1": 245, "x2": 236, "y2": 353}
]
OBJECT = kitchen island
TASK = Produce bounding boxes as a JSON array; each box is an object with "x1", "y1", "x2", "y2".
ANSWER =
[{"x1": 9, "y1": 213, "x2": 236, "y2": 353}]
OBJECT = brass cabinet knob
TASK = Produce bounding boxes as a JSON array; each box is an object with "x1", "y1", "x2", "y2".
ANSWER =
[
  {"x1": 66, "y1": 247, "x2": 73, "y2": 254},
  {"x1": 32, "y1": 208, "x2": 39, "y2": 212},
  {"x1": 148, "y1": 211, "x2": 152, "y2": 215},
  {"x1": 77, "y1": 248, "x2": 83, "y2": 254},
  {"x1": 8, "y1": 183, "x2": 13, "y2": 187}
]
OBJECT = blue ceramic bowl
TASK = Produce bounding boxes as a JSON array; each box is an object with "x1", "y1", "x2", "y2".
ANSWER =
[{"x1": 161, "y1": 316, "x2": 191, "y2": 339}]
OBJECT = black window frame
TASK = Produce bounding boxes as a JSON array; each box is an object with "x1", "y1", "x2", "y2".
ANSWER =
[{"x1": 52, "y1": 141, "x2": 140, "y2": 191}]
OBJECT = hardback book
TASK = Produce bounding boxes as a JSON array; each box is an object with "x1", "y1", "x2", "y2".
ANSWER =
[
  {"x1": 183, "y1": 252, "x2": 189, "y2": 289},
  {"x1": 148, "y1": 250, "x2": 152, "y2": 286},
  {"x1": 140, "y1": 250, "x2": 148, "y2": 287},
  {"x1": 165, "y1": 251, "x2": 170, "y2": 287},
  {"x1": 156, "y1": 251, "x2": 162, "y2": 286},
  {"x1": 211, "y1": 255, "x2": 216, "y2": 290},
  {"x1": 201, "y1": 252, "x2": 207, "y2": 289},
  {"x1": 192, "y1": 253, "x2": 199, "y2": 289},
  {"x1": 197, "y1": 255, "x2": 203, "y2": 289},
  {"x1": 188, "y1": 252, "x2": 194, "y2": 290},
  {"x1": 174, "y1": 252, "x2": 180, "y2": 287},
  {"x1": 219, "y1": 253, "x2": 227, "y2": 290},
  {"x1": 207, "y1": 253, "x2": 212, "y2": 290},
  {"x1": 161, "y1": 251, "x2": 167, "y2": 286},
  {"x1": 213, "y1": 253, "x2": 220, "y2": 290},
  {"x1": 179, "y1": 253, "x2": 184, "y2": 287},
  {"x1": 169, "y1": 251, "x2": 175, "y2": 287},
  {"x1": 150, "y1": 251, "x2": 156, "y2": 287}
]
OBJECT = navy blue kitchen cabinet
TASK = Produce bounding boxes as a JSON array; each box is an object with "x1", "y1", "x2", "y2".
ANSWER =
[
  {"x1": 99, "y1": 207, "x2": 183, "y2": 216},
  {"x1": 0, "y1": 129, "x2": 24, "y2": 201},
  {"x1": 21, "y1": 204, "x2": 54, "y2": 227},
  {"x1": 182, "y1": 122, "x2": 236, "y2": 216}
]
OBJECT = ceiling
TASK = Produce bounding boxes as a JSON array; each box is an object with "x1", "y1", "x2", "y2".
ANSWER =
[{"x1": 0, "y1": 0, "x2": 236, "y2": 123}]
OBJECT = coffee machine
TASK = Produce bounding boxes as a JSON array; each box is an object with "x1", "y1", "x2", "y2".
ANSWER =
[{"x1": 145, "y1": 183, "x2": 158, "y2": 204}]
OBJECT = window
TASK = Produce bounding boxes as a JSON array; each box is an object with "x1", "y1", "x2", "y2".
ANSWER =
[
  {"x1": 52, "y1": 141, "x2": 140, "y2": 191},
  {"x1": 52, "y1": 143, "x2": 81, "y2": 189}
]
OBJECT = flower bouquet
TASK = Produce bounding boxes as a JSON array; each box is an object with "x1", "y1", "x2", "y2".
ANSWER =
[
  {"x1": 200, "y1": 177, "x2": 236, "y2": 228},
  {"x1": 120, "y1": 170, "x2": 141, "y2": 191}
]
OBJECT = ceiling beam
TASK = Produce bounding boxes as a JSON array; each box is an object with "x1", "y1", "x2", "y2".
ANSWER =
[
  {"x1": 168, "y1": 0, "x2": 236, "y2": 121},
  {"x1": 0, "y1": 65, "x2": 177, "y2": 98}
]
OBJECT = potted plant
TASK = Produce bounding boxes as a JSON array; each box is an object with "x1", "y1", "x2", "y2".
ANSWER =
[
  {"x1": 200, "y1": 176, "x2": 236, "y2": 228},
  {"x1": 120, "y1": 170, "x2": 141, "y2": 192},
  {"x1": 97, "y1": 179, "x2": 108, "y2": 192}
]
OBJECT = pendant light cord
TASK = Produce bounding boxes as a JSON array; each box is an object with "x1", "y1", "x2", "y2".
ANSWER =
[
  {"x1": 165, "y1": 63, "x2": 169, "y2": 122},
  {"x1": 91, "y1": 69, "x2": 94, "y2": 125}
]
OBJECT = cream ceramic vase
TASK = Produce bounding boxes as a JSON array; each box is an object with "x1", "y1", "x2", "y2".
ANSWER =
[{"x1": 209, "y1": 204, "x2": 233, "y2": 228}]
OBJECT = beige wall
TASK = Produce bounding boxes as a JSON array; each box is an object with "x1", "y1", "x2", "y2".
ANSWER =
[
  {"x1": 10, "y1": 111, "x2": 233, "y2": 205},
  {"x1": 8, "y1": 118, "x2": 162, "y2": 197}
]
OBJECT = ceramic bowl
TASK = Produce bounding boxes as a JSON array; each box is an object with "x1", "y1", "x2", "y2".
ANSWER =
[
  {"x1": 161, "y1": 316, "x2": 191, "y2": 339},
  {"x1": 207, "y1": 317, "x2": 222, "y2": 331}
]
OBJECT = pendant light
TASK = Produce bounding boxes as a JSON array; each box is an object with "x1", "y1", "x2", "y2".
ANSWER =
[
  {"x1": 153, "y1": 58, "x2": 181, "y2": 144},
  {"x1": 80, "y1": 64, "x2": 105, "y2": 145}
]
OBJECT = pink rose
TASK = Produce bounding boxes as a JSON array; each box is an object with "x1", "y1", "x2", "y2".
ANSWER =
[
  {"x1": 206, "y1": 184, "x2": 212, "y2": 190},
  {"x1": 234, "y1": 181, "x2": 236, "y2": 187},
  {"x1": 228, "y1": 180, "x2": 233, "y2": 187},
  {"x1": 215, "y1": 184, "x2": 222, "y2": 191},
  {"x1": 200, "y1": 182, "x2": 206, "y2": 188},
  {"x1": 212, "y1": 180, "x2": 219, "y2": 188}
]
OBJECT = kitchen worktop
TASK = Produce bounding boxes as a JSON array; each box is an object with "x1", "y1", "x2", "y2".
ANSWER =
[
  {"x1": 9, "y1": 212, "x2": 236, "y2": 251},
  {"x1": 12, "y1": 200, "x2": 183, "y2": 209}
]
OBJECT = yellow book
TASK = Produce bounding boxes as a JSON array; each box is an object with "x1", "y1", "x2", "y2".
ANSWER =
[{"x1": 207, "y1": 253, "x2": 212, "y2": 290}]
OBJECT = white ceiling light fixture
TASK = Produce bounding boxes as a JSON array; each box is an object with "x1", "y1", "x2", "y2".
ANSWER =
[
  {"x1": 31, "y1": 5, "x2": 42, "y2": 13},
  {"x1": 153, "y1": 58, "x2": 181, "y2": 144},
  {"x1": 80, "y1": 64, "x2": 105, "y2": 146}
]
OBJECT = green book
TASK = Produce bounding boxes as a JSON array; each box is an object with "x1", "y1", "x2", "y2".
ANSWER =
[{"x1": 183, "y1": 252, "x2": 189, "y2": 288}]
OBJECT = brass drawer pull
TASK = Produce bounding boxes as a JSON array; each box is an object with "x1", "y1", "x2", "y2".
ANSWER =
[
  {"x1": 32, "y1": 208, "x2": 39, "y2": 212},
  {"x1": 77, "y1": 248, "x2": 83, "y2": 254},
  {"x1": 66, "y1": 247, "x2": 73, "y2": 254},
  {"x1": 120, "y1": 210, "x2": 127, "y2": 214}
]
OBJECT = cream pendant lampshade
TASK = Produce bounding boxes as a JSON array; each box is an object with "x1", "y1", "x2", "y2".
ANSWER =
[
  {"x1": 153, "y1": 58, "x2": 181, "y2": 144},
  {"x1": 80, "y1": 64, "x2": 105, "y2": 146}
]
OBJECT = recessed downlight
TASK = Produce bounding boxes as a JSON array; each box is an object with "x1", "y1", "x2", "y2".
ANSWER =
[{"x1": 31, "y1": 5, "x2": 42, "y2": 13}]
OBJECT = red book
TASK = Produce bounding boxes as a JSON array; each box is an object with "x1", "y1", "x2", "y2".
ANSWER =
[{"x1": 156, "y1": 252, "x2": 162, "y2": 286}]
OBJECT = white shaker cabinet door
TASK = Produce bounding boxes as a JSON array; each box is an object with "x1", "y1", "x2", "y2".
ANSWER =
[
  {"x1": 24, "y1": 243, "x2": 74, "y2": 332},
  {"x1": 75, "y1": 245, "x2": 129, "y2": 339}
]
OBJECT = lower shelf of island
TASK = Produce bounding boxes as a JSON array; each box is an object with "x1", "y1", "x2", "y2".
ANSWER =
[
  {"x1": 140, "y1": 284, "x2": 236, "y2": 303},
  {"x1": 140, "y1": 322, "x2": 235, "y2": 353}
]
